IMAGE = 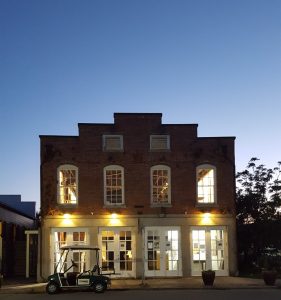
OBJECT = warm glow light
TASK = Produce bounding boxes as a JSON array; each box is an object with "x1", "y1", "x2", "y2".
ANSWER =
[
  {"x1": 200, "y1": 212, "x2": 213, "y2": 225},
  {"x1": 109, "y1": 213, "x2": 121, "y2": 225},
  {"x1": 61, "y1": 213, "x2": 73, "y2": 226},
  {"x1": 111, "y1": 213, "x2": 117, "y2": 219}
]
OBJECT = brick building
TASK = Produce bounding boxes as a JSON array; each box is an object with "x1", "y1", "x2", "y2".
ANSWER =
[
  {"x1": 39, "y1": 113, "x2": 237, "y2": 280},
  {"x1": 0, "y1": 195, "x2": 37, "y2": 277}
]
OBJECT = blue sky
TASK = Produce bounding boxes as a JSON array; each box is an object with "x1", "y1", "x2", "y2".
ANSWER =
[{"x1": 1, "y1": 0, "x2": 281, "y2": 210}]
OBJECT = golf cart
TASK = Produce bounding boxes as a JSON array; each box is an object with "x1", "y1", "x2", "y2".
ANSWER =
[{"x1": 46, "y1": 245, "x2": 114, "y2": 294}]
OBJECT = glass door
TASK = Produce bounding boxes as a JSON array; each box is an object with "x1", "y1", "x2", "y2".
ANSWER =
[
  {"x1": 99, "y1": 228, "x2": 135, "y2": 277},
  {"x1": 145, "y1": 227, "x2": 181, "y2": 277},
  {"x1": 191, "y1": 227, "x2": 228, "y2": 276},
  {"x1": 51, "y1": 228, "x2": 88, "y2": 273}
]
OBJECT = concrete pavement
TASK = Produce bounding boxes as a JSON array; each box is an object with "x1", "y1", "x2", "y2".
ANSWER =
[{"x1": 0, "y1": 277, "x2": 280, "y2": 294}]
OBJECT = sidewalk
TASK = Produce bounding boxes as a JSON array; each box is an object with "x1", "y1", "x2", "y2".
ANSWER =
[{"x1": 0, "y1": 277, "x2": 280, "y2": 294}]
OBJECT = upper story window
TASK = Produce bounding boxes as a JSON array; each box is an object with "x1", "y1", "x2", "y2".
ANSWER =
[
  {"x1": 103, "y1": 135, "x2": 123, "y2": 151},
  {"x1": 151, "y1": 165, "x2": 171, "y2": 205},
  {"x1": 57, "y1": 165, "x2": 78, "y2": 205},
  {"x1": 150, "y1": 135, "x2": 170, "y2": 151},
  {"x1": 104, "y1": 165, "x2": 125, "y2": 206},
  {"x1": 197, "y1": 164, "x2": 216, "y2": 204}
]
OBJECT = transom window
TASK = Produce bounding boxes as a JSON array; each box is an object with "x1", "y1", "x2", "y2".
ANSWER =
[
  {"x1": 151, "y1": 165, "x2": 171, "y2": 205},
  {"x1": 103, "y1": 135, "x2": 123, "y2": 151},
  {"x1": 150, "y1": 135, "x2": 170, "y2": 151},
  {"x1": 57, "y1": 165, "x2": 78, "y2": 204},
  {"x1": 104, "y1": 165, "x2": 125, "y2": 206},
  {"x1": 197, "y1": 164, "x2": 216, "y2": 204}
]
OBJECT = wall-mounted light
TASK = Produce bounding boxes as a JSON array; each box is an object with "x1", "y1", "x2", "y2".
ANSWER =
[
  {"x1": 61, "y1": 213, "x2": 73, "y2": 226},
  {"x1": 200, "y1": 212, "x2": 213, "y2": 225},
  {"x1": 109, "y1": 212, "x2": 121, "y2": 226}
]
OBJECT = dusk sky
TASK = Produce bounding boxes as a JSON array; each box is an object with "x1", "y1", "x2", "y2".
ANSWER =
[{"x1": 1, "y1": 0, "x2": 280, "y2": 211}]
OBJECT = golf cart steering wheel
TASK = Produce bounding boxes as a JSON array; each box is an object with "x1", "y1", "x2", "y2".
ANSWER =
[{"x1": 71, "y1": 259, "x2": 78, "y2": 267}]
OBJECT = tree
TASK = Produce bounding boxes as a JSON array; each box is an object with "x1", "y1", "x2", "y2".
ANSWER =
[
  {"x1": 236, "y1": 157, "x2": 281, "y2": 225},
  {"x1": 236, "y1": 158, "x2": 281, "y2": 272}
]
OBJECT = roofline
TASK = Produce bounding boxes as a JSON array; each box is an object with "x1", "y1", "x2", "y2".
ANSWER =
[
  {"x1": 0, "y1": 202, "x2": 35, "y2": 220},
  {"x1": 78, "y1": 123, "x2": 112, "y2": 126},
  {"x1": 198, "y1": 136, "x2": 236, "y2": 140},
  {"x1": 114, "y1": 112, "x2": 162, "y2": 117},
  {"x1": 164, "y1": 124, "x2": 198, "y2": 127},
  {"x1": 39, "y1": 135, "x2": 78, "y2": 138}
]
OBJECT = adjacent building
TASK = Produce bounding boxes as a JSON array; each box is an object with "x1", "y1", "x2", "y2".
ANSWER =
[
  {"x1": 39, "y1": 113, "x2": 237, "y2": 280},
  {"x1": 0, "y1": 195, "x2": 37, "y2": 277}
]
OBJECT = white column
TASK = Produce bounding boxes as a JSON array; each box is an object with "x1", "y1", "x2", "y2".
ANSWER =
[{"x1": 26, "y1": 233, "x2": 30, "y2": 278}]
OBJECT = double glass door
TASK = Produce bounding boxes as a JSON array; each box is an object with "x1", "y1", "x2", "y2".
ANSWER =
[
  {"x1": 98, "y1": 228, "x2": 135, "y2": 277},
  {"x1": 144, "y1": 227, "x2": 181, "y2": 277},
  {"x1": 51, "y1": 228, "x2": 88, "y2": 273},
  {"x1": 191, "y1": 226, "x2": 228, "y2": 276}
]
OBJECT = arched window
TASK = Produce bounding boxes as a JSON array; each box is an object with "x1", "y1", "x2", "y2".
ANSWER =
[
  {"x1": 104, "y1": 165, "x2": 125, "y2": 206},
  {"x1": 151, "y1": 165, "x2": 171, "y2": 205},
  {"x1": 196, "y1": 164, "x2": 216, "y2": 204},
  {"x1": 57, "y1": 164, "x2": 78, "y2": 204}
]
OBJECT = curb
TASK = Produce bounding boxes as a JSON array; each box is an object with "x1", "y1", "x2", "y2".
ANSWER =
[{"x1": 0, "y1": 285, "x2": 278, "y2": 294}]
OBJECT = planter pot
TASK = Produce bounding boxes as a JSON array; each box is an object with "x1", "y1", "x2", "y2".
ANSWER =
[
  {"x1": 262, "y1": 270, "x2": 277, "y2": 286},
  {"x1": 202, "y1": 270, "x2": 215, "y2": 286}
]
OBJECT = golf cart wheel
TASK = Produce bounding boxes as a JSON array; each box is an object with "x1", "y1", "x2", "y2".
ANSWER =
[
  {"x1": 46, "y1": 282, "x2": 60, "y2": 294},
  {"x1": 93, "y1": 282, "x2": 106, "y2": 293}
]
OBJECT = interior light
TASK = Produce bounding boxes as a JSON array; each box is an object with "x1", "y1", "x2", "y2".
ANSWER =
[{"x1": 111, "y1": 213, "x2": 118, "y2": 219}]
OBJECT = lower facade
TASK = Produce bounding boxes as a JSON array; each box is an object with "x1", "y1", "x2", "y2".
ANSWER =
[{"x1": 38, "y1": 214, "x2": 237, "y2": 281}]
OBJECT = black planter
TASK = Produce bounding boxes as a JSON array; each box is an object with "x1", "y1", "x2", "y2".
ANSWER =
[
  {"x1": 202, "y1": 270, "x2": 215, "y2": 286},
  {"x1": 262, "y1": 270, "x2": 277, "y2": 286}
]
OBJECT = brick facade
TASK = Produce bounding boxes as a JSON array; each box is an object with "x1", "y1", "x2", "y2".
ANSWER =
[{"x1": 39, "y1": 113, "x2": 237, "y2": 280}]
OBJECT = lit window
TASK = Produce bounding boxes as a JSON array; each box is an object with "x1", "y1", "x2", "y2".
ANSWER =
[
  {"x1": 151, "y1": 165, "x2": 171, "y2": 205},
  {"x1": 197, "y1": 164, "x2": 216, "y2": 204},
  {"x1": 150, "y1": 135, "x2": 170, "y2": 151},
  {"x1": 104, "y1": 165, "x2": 124, "y2": 206},
  {"x1": 103, "y1": 135, "x2": 123, "y2": 151},
  {"x1": 57, "y1": 165, "x2": 78, "y2": 204}
]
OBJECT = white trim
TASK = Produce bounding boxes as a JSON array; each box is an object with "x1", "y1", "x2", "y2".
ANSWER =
[
  {"x1": 144, "y1": 226, "x2": 182, "y2": 277},
  {"x1": 50, "y1": 228, "x2": 89, "y2": 274},
  {"x1": 196, "y1": 164, "x2": 217, "y2": 204},
  {"x1": 98, "y1": 227, "x2": 136, "y2": 278},
  {"x1": 103, "y1": 135, "x2": 123, "y2": 151},
  {"x1": 57, "y1": 164, "x2": 78, "y2": 205},
  {"x1": 25, "y1": 230, "x2": 39, "y2": 278},
  {"x1": 150, "y1": 135, "x2": 170, "y2": 151},
  {"x1": 190, "y1": 226, "x2": 228, "y2": 276},
  {"x1": 103, "y1": 165, "x2": 125, "y2": 206},
  {"x1": 150, "y1": 165, "x2": 171, "y2": 206}
]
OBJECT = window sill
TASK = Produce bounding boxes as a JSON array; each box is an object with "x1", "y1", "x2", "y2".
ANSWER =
[
  {"x1": 103, "y1": 204, "x2": 126, "y2": 208},
  {"x1": 150, "y1": 203, "x2": 172, "y2": 208},
  {"x1": 57, "y1": 203, "x2": 78, "y2": 207},
  {"x1": 103, "y1": 149, "x2": 124, "y2": 152},
  {"x1": 149, "y1": 149, "x2": 171, "y2": 152},
  {"x1": 196, "y1": 203, "x2": 218, "y2": 208}
]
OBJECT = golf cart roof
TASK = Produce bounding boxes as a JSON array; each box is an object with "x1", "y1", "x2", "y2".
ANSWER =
[{"x1": 60, "y1": 245, "x2": 100, "y2": 251}]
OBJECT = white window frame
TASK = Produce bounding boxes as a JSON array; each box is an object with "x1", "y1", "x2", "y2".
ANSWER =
[
  {"x1": 51, "y1": 228, "x2": 89, "y2": 274},
  {"x1": 104, "y1": 165, "x2": 125, "y2": 206},
  {"x1": 150, "y1": 165, "x2": 171, "y2": 206},
  {"x1": 150, "y1": 135, "x2": 170, "y2": 151},
  {"x1": 57, "y1": 164, "x2": 78, "y2": 205},
  {"x1": 196, "y1": 164, "x2": 217, "y2": 205},
  {"x1": 103, "y1": 135, "x2": 123, "y2": 152}
]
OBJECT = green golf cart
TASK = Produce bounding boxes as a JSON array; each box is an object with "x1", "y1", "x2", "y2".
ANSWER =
[{"x1": 46, "y1": 245, "x2": 113, "y2": 294}]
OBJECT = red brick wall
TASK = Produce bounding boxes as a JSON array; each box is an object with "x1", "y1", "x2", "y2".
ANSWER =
[{"x1": 40, "y1": 114, "x2": 235, "y2": 217}]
